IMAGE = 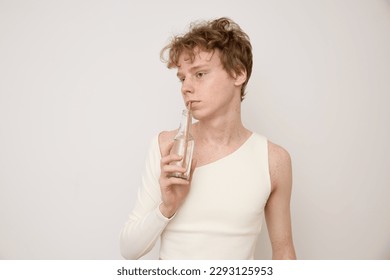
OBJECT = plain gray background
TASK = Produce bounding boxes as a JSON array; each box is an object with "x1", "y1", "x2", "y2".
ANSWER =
[{"x1": 1, "y1": 0, "x2": 389, "y2": 259}]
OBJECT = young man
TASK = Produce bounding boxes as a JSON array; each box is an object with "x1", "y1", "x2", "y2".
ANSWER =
[{"x1": 120, "y1": 17, "x2": 296, "y2": 260}]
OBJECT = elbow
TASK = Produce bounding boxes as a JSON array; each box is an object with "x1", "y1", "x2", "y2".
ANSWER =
[
  {"x1": 119, "y1": 225, "x2": 152, "y2": 260},
  {"x1": 120, "y1": 244, "x2": 134, "y2": 260},
  {"x1": 119, "y1": 227, "x2": 138, "y2": 260}
]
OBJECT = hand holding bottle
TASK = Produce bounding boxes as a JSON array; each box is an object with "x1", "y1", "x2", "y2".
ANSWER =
[
  {"x1": 159, "y1": 105, "x2": 196, "y2": 218},
  {"x1": 168, "y1": 108, "x2": 194, "y2": 180},
  {"x1": 159, "y1": 141, "x2": 196, "y2": 218}
]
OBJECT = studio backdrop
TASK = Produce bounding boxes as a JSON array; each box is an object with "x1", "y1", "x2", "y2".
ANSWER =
[{"x1": 0, "y1": 0, "x2": 389, "y2": 259}]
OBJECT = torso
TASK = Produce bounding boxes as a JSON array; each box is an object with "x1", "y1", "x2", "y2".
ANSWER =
[{"x1": 158, "y1": 132, "x2": 272, "y2": 259}]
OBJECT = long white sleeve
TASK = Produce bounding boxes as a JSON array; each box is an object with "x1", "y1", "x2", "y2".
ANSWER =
[{"x1": 120, "y1": 136, "x2": 172, "y2": 259}]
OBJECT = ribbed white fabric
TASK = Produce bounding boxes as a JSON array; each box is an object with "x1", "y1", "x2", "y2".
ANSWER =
[{"x1": 120, "y1": 133, "x2": 271, "y2": 260}]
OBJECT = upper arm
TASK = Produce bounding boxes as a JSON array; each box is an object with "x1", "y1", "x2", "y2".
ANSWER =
[{"x1": 265, "y1": 141, "x2": 296, "y2": 259}]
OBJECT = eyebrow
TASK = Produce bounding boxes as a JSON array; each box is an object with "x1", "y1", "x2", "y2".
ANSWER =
[{"x1": 176, "y1": 64, "x2": 210, "y2": 77}]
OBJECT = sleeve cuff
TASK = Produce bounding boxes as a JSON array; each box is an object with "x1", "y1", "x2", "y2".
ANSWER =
[{"x1": 155, "y1": 203, "x2": 176, "y2": 221}]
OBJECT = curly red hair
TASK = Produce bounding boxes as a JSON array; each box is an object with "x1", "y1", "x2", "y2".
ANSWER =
[{"x1": 161, "y1": 17, "x2": 253, "y2": 101}]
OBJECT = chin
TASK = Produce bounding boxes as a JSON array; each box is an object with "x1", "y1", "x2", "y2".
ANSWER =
[
  {"x1": 191, "y1": 113, "x2": 200, "y2": 121},
  {"x1": 191, "y1": 113, "x2": 211, "y2": 122},
  {"x1": 190, "y1": 110, "x2": 205, "y2": 121}
]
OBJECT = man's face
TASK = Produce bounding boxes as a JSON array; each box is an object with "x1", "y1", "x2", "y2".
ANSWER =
[{"x1": 176, "y1": 48, "x2": 243, "y2": 121}]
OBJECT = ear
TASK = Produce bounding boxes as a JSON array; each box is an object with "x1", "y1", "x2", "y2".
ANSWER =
[{"x1": 234, "y1": 69, "x2": 247, "y2": 87}]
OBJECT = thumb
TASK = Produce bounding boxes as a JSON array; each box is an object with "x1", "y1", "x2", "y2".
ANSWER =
[{"x1": 161, "y1": 140, "x2": 175, "y2": 157}]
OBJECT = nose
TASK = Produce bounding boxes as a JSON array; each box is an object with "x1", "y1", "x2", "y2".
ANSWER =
[{"x1": 181, "y1": 77, "x2": 194, "y2": 96}]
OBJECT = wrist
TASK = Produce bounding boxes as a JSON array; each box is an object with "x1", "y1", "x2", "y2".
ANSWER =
[{"x1": 159, "y1": 203, "x2": 176, "y2": 219}]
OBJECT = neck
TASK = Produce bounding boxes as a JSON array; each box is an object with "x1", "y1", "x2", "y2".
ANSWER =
[{"x1": 193, "y1": 113, "x2": 249, "y2": 145}]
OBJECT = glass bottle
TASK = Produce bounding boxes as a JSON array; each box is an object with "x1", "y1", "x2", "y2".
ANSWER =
[{"x1": 168, "y1": 108, "x2": 194, "y2": 180}]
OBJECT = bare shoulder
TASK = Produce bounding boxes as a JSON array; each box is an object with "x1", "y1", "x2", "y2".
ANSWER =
[
  {"x1": 267, "y1": 141, "x2": 292, "y2": 192},
  {"x1": 158, "y1": 130, "x2": 177, "y2": 157}
]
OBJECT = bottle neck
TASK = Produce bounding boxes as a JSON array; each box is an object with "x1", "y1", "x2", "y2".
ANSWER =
[{"x1": 176, "y1": 109, "x2": 193, "y2": 139}]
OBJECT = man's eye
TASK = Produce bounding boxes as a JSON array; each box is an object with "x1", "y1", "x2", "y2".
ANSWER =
[
  {"x1": 178, "y1": 77, "x2": 185, "y2": 83},
  {"x1": 196, "y1": 72, "x2": 205, "y2": 78}
]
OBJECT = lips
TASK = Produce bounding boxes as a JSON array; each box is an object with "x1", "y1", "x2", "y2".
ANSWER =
[{"x1": 186, "y1": 101, "x2": 200, "y2": 107}]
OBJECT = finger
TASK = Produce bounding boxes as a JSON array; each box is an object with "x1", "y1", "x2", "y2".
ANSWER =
[
  {"x1": 161, "y1": 164, "x2": 186, "y2": 174},
  {"x1": 161, "y1": 154, "x2": 183, "y2": 166},
  {"x1": 162, "y1": 176, "x2": 190, "y2": 186}
]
